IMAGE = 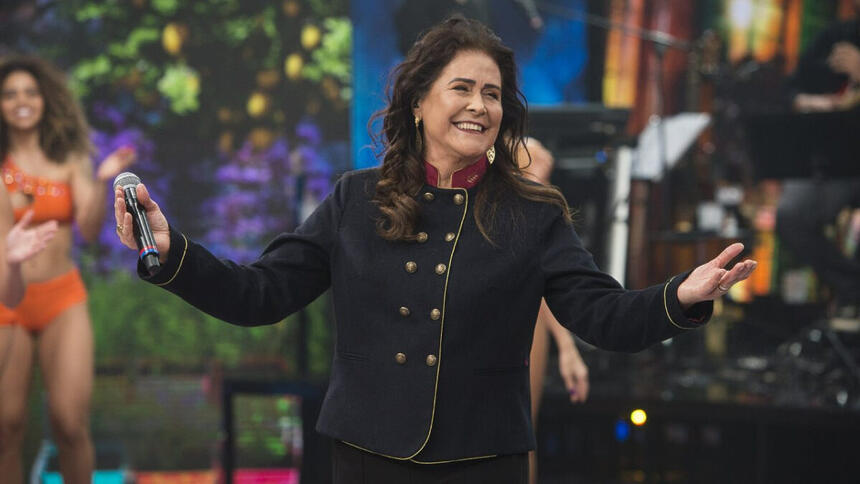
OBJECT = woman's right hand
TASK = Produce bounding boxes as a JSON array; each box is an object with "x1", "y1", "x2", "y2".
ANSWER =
[{"x1": 114, "y1": 184, "x2": 171, "y2": 263}]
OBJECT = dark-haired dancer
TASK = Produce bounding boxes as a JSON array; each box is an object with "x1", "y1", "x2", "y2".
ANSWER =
[
  {"x1": 116, "y1": 18, "x2": 755, "y2": 483},
  {"x1": 0, "y1": 55, "x2": 135, "y2": 484}
]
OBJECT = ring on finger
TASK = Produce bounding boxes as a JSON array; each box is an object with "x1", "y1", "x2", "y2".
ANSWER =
[
  {"x1": 718, "y1": 284, "x2": 729, "y2": 292},
  {"x1": 117, "y1": 224, "x2": 124, "y2": 234}
]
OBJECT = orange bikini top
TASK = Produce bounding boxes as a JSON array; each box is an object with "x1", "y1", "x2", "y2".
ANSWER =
[{"x1": 2, "y1": 158, "x2": 74, "y2": 224}]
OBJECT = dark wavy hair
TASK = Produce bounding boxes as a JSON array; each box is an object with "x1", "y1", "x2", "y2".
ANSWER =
[
  {"x1": 0, "y1": 55, "x2": 92, "y2": 163},
  {"x1": 371, "y1": 17, "x2": 571, "y2": 243}
]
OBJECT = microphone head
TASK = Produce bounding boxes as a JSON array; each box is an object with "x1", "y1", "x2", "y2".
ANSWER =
[{"x1": 113, "y1": 172, "x2": 141, "y2": 190}]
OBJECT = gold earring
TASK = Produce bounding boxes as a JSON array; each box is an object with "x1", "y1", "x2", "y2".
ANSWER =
[
  {"x1": 486, "y1": 145, "x2": 495, "y2": 164},
  {"x1": 414, "y1": 116, "x2": 422, "y2": 151}
]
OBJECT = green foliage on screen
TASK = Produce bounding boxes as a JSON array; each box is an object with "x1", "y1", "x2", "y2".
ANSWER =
[{"x1": 86, "y1": 269, "x2": 331, "y2": 378}]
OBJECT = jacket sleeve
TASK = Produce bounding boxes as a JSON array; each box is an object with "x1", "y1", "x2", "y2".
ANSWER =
[
  {"x1": 137, "y1": 172, "x2": 350, "y2": 326},
  {"x1": 540, "y1": 205, "x2": 712, "y2": 352}
]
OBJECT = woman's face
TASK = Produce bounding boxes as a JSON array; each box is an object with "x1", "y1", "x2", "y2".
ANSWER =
[
  {"x1": 414, "y1": 50, "x2": 502, "y2": 166},
  {"x1": 1, "y1": 70, "x2": 44, "y2": 132}
]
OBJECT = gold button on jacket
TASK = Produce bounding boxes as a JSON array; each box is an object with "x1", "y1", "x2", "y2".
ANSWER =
[
  {"x1": 453, "y1": 193, "x2": 464, "y2": 205},
  {"x1": 430, "y1": 308, "x2": 441, "y2": 320},
  {"x1": 404, "y1": 261, "x2": 417, "y2": 273},
  {"x1": 395, "y1": 352, "x2": 407, "y2": 364},
  {"x1": 425, "y1": 354, "x2": 437, "y2": 367},
  {"x1": 399, "y1": 306, "x2": 410, "y2": 317},
  {"x1": 435, "y1": 263, "x2": 447, "y2": 275}
]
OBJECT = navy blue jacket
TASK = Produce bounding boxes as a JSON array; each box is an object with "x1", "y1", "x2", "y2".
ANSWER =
[{"x1": 142, "y1": 168, "x2": 711, "y2": 463}]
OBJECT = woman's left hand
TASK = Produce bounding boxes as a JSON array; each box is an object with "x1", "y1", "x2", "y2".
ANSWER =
[
  {"x1": 96, "y1": 146, "x2": 137, "y2": 182},
  {"x1": 677, "y1": 242, "x2": 757, "y2": 308}
]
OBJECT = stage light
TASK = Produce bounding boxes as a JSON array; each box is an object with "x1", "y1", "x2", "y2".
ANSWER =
[
  {"x1": 630, "y1": 408, "x2": 647, "y2": 426},
  {"x1": 614, "y1": 419, "x2": 631, "y2": 442},
  {"x1": 729, "y1": 0, "x2": 754, "y2": 30}
]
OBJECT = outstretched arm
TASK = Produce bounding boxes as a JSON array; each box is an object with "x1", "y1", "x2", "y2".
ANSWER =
[{"x1": 114, "y1": 175, "x2": 342, "y2": 326}]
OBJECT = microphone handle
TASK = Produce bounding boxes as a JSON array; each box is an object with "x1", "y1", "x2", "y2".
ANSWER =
[{"x1": 123, "y1": 186, "x2": 161, "y2": 275}]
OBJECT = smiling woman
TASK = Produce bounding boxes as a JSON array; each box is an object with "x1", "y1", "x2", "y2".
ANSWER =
[
  {"x1": 113, "y1": 16, "x2": 756, "y2": 484},
  {"x1": 414, "y1": 50, "x2": 503, "y2": 186},
  {"x1": 371, "y1": 17, "x2": 570, "y2": 244}
]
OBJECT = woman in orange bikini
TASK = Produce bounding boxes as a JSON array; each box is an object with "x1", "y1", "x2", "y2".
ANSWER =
[{"x1": 0, "y1": 55, "x2": 135, "y2": 484}]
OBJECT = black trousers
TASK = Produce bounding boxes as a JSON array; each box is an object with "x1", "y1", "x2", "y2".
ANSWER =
[{"x1": 331, "y1": 440, "x2": 528, "y2": 484}]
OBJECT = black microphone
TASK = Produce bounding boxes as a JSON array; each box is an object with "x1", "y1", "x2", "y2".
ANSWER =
[{"x1": 113, "y1": 172, "x2": 161, "y2": 275}]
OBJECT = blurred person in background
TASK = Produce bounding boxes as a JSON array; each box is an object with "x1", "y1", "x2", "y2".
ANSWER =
[
  {"x1": 518, "y1": 137, "x2": 589, "y2": 484},
  {"x1": 780, "y1": 0, "x2": 860, "y2": 320},
  {"x1": 0, "y1": 55, "x2": 135, "y2": 484}
]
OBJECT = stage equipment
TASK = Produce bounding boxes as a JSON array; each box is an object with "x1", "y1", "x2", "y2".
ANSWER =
[
  {"x1": 745, "y1": 107, "x2": 860, "y2": 179},
  {"x1": 528, "y1": 104, "x2": 630, "y2": 274}
]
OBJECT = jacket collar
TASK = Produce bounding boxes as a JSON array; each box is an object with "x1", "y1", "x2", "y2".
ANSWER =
[{"x1": 424, "y1": 155, "x2": 488, "y2": 189}]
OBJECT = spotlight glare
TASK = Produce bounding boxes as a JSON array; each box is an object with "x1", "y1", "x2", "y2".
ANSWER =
[
  {"x1": 630, "y1": 409, "x2": 647, "y2": 426},
  {"x1": 729, "y1": 0, "x2": 754, "y2": 29}
]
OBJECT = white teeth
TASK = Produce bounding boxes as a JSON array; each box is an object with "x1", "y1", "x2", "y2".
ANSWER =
[
  {"x1": 455, "y1": 122, "x2": 483, "y2": 132},
  {"x1": 14, "y1": 107, "x2": 33, "y2": 117}
]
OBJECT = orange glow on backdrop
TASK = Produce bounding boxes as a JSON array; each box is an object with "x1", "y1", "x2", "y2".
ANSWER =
[
  {"x1": 626, "y1": 0, "x2": 694, "y2": 135},
  {"x1": 783, "y1": 0, "x2": 803, "y2": 73},
  {"x1": 603, "y1": 0, "x2": 645, "y2": 108},
  {"x1": 752, "y1": 2, "x2": 784, "y2": 61},
  {"x1": 725, "y1": 0, "x2": 785, "y2": 63},
  {"x1": 602, "y1": 0, "x2": 854, "y2": 128}
]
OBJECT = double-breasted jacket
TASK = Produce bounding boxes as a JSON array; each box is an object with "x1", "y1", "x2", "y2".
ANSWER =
[{"x1": 141, "y1": 167, "x2": 711, "y2": 463}]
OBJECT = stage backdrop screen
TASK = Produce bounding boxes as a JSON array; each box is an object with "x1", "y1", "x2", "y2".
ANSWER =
[{"x1": 1, "y1": 0, "x2": 348, "y2": 479}]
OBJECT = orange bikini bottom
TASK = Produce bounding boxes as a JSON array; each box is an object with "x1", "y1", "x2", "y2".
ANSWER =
[{"x1": 0, "y1": 269, "x2": 88, "y2": 332}]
